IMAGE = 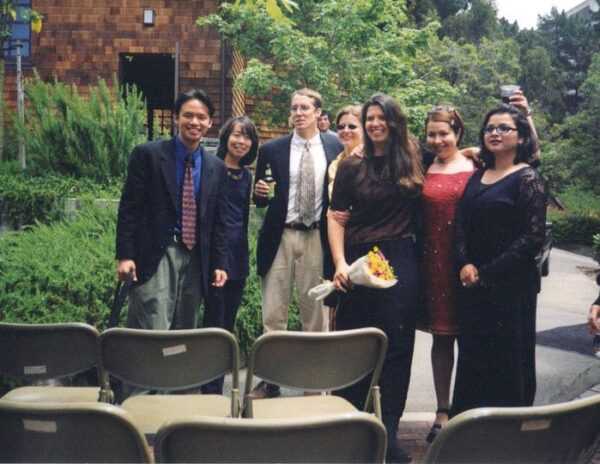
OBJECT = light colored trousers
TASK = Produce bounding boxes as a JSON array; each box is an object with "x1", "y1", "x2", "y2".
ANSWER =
[
  {"x1": 127, "y1": 242, "x2": 203, "y2": 330},
  {"x1": 261, "y1": 228, "x2": 328, "y2": 332}
]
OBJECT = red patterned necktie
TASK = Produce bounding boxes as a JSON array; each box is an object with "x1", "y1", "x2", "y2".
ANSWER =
[{"x1": 181, "y1": 153, "x2": 196, "y2": 250}]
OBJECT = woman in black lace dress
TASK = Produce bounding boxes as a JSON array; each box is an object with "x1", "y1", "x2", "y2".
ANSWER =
[{"x1": 451, "y1": 104, "x2": 548, "y2": 414}]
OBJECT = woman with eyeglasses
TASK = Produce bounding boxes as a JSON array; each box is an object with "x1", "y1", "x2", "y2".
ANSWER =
[
  {"x1": 451, "y1": 104, "x2": 548, "y2": 415},
  {"x1": 327, "y1": 105, "x2": 364, "y2": 200},
  {"x1": 323, "y1": 105, "x2": 364, "y2": 329},
  {"x1": 418, "y1": 106, "x2": 476, "y2": 442},
  {"x1": 328, "y1": 93, "x2": 423, "y2": 464}
]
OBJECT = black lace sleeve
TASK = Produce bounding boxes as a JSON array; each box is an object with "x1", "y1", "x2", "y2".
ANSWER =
[
  {"x1": 453, "y1": 176, "x2": 475, "y2": 274},
  {"x1": 478, "y1": 167, "x2": 548, "y2": 284}
]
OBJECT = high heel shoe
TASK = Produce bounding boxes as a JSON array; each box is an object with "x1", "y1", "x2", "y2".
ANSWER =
[{"x1": 426, "y1": 407, "x2": 451, "y2": 443}]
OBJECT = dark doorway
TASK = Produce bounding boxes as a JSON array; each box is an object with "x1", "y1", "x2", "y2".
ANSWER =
[{"x1": 120, "y1": 53, "x2": 175, "y2": 140}]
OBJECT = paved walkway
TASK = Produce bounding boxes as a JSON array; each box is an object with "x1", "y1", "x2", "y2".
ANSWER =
[
  {"x1": 397, "y1": 383, "x2": 600, "y2": 462},
  {"x1": 231, "y1": 374, "x2": 600, "y2": 463}
]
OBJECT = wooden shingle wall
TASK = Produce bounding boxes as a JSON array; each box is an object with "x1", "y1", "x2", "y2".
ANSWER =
[{"x1": 4, "y1": 0, "x2": 234, "y2": 135}]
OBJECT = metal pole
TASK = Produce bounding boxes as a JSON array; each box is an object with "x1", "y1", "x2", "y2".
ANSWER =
[
  {"x1": 173, "y1": 42, "x2": 179, "y2": 136},
  {"x1": 16, "y1": 40, "x2": 26, "y2": 169}
]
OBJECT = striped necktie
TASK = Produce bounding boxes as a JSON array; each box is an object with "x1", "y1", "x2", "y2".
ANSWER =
[{"x1": 181, "y1": 153, "x2": 197, "y2": 250}]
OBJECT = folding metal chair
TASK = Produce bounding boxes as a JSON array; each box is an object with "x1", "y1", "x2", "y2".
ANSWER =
[
  {"x1": 0, "y1": 400, "x2": 152, "y2": 462},
  {"x1": 154, "y1": 412, "x2": 386, "y2": 463},
  {"x1": 98, "y1": 327, "x2": 240, "y2": 444},
  {"x1": 0, "y1": 322, "x2": 103, "y2": 403}
]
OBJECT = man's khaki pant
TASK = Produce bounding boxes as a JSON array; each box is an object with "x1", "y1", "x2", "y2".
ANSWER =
[{"x1": 261, "y1": 228, "x2": 328, "y2": 332}]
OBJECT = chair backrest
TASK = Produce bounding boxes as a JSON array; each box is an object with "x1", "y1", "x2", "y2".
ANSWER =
[
  {"x1": 0, "y1": 322, "x2": 99, "y2": 381},
  {"x1": 0, "y1": 400, "x2": 152, "y2": 463},
  {"x1": 423, "y1": 394, "x2": 600, "y2": 463},
  {"x1": 154, "y1": 413, "x2": 386, "y2": 463},
  {"x1": 98, "y1": 327, "x2": 239, "y2": 391},
  {"x1": 245, "y1": 327, "x2": 387, "y2": 391}
]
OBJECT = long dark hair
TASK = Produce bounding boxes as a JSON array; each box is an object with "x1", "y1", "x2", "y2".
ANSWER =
[
  {"x1": 216, "y1": 116, "x2": 259, "y2": 167},
  {"x1": 361, "y1": 93, "x2": 423, "y2": 196},
  {"x1": 479, "y1": 104, "x2": 537, "y2": 168}
]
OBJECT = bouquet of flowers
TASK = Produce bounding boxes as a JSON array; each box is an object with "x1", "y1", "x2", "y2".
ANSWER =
[{"x1": 308, "y1": 246, "x2": 397, "y2": 301}]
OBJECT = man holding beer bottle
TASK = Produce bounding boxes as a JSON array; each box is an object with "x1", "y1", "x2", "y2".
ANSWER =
[{"x1": 251, "y1": 88, "x2": 342, "y2": 399}]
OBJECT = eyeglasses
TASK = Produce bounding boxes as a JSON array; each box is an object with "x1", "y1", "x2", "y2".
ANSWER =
[
  {"x1": 290, "y1": 104, "x2": 314, "y2": 114},
  {"x1": 336, "y1": 124, "x2": 358, "y2": 131},
  {"x1": 428, "y1": 106, "x2": 456, "y2": 114},
  {"x1": 484, "y1": 124, "x2": 517, "y2": 135}
]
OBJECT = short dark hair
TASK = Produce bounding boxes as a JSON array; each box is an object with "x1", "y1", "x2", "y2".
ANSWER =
[
  {"x1": 319, "y1": 110, "x2": 330, "y2": 119},
  {"x1": 173, "y1": 89, "x2": 215, "y2": 118},
  {"x1": 479, "y1": 103, "x2": 537, "y2": 168},
  {"x1": 216, "y1": 116, "x2": 259, "y2": 167}
]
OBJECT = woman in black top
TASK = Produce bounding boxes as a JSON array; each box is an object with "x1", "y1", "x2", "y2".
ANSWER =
[
  {"x1": 452, "y1": 104, "x2": 548, "y2": 414},
  {"x1": 202, "y1": 116, "x2": 258, "y2": 394},
  {"x1": 328, "y1": 93, "x2": 423, "y2": 464}
]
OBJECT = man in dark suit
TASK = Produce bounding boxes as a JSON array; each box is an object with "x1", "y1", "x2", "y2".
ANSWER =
[
  {"x1": 116, "y1": 89, "x2": 229, "y2": 331},
  {"x1": 251, "y1": 88, "x2": 343, "y2": 398}
]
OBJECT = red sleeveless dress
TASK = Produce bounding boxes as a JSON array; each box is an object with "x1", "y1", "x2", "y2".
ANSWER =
[{"x1": 419, "y1": 170, "x2": 475, "y2": 335}]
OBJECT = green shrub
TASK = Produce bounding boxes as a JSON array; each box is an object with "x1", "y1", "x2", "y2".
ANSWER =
[
  {"x1": 547, "y1": 210, "x2": 600, "y2": 246},
  {"x1": 0, "y1": 204, "x2": 296, "y2": 359},
  {"x1": 557, "y1": 185, "x2": 600, "y2": 212},
  {"x1": 0, "y1": 205, "x2": 117, "y2": 327},
  {"x1": 0, "y1": 164, "x2": 121, "y2": 227},
  {"x1": 11, "y1": 73, "x2": 146, "y2": 185}
]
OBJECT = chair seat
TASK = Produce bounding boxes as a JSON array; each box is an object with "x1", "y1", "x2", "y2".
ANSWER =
[
  {"x1": 2, "y1": 386, "x2": 100, "y2": 403},
  {"x1": 122, "y1": 394, "x2": 232, "y2": 443},
  {"x1": 250, "y1": 395, "x2": 359, "y2": 419}
]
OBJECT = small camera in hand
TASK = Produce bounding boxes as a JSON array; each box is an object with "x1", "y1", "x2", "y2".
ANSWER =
[{"x1": 500, "y1": 85, "x2": 520, "y2": 104}]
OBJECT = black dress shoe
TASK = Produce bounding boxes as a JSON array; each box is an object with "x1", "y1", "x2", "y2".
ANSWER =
[
  {"x1": 249, "y1": 381, "x2": 281, "y2": 399},
  {"x1": 426, "y1": 407, "x2": 451, "y2": 443},
  {"x1": 386, "y1": 446, "x2": 412, "y2": 464}
]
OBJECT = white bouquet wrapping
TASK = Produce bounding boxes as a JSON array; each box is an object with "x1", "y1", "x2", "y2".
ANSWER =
[{"x1": 308, "y1": 247, "x2": 398, "y2": 301}]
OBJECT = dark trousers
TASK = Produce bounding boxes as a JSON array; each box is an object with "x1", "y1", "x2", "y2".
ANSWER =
[
  {"x1": 201, "y1": 279, "x2": 246, "y2": 394},
  {"x1": 333, "y1": 238, "x2": 418, "y2": 420}
]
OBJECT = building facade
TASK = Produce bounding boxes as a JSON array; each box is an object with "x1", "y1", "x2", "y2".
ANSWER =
[{"x1": 4, "y1": 0, "x2": 237, "y2": 138}]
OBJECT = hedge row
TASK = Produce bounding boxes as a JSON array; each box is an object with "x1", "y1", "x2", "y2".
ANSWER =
[
  {"x1": 0, "y1": 162, "x2": 121, "y2": 228},
  {"x1": 0, "y1": 204, "x2": 298, "y2": 359},
  {"x1": 547, "y1": 210, "x2": 600, "y2": 247}
]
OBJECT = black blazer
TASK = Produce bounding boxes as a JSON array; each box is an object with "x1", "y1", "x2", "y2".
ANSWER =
[
  {"x1": 116, "y1": 137, "x2": 229, "y2": 295},
  {"x1": 253, "y1": 133, "x2": 343, "y2": 277}
]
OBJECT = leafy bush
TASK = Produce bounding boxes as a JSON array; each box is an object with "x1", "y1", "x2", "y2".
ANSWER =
[
  {"x1": 547, "y1": 210, "x2": 600, "y2": 246},
  {"x1": 0, "y1": 205, "x2": 117, "y2": 327},
  {"x1": 0, "y1": 203, "x2": 296, "y2": 359},
  {"x1": 0, "y1": 163, "x2": 121, "y2": 227},
  {"x1": 556, "y1": 185, "x2": 600, "y2": 212},
  {"x1": 11, "y1": 73, "x2": 146, "y2": 185}
]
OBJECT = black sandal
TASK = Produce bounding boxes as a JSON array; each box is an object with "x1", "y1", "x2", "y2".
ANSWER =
[{"x1": 426, "y1": 408, "x2": 451, "y2": 443}]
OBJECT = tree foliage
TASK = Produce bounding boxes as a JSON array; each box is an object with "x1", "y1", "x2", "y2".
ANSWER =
[
  {"x1": 198, "y1": 0, "x2": 454, "y2": 131},
  {"x1": 557, "y1": 52, "x2": 600, "y2": 195}
]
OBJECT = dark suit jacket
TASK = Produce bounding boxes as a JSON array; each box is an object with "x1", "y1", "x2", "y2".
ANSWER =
[
  {"x1": 116, "y1": 137, "x2": 229, "y2": 295},
  {"x1": 253, "y1": 133, "x2": 343, "y2": 277}
]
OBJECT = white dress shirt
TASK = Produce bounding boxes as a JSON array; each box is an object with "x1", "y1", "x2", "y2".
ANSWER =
[{"x1": 285, "y1": 131, "x2": 327, "y2": 224}]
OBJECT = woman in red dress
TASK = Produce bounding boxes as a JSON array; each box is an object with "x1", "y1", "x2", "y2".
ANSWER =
[{"x1": 419, "y1": 107, "x2": 475, "y2": 442}]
